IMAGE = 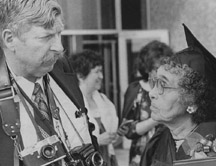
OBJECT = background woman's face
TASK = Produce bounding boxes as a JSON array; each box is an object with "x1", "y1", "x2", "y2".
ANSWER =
[
  {"x1": 83, "y1": 65, "x2": 103, "y2": 92},
  {"x1": 148, "y1": 59, "x2": 161, "y2": 79},
  {"x1": 149, "y1": 66, "x2": 187, "y2": 124}
]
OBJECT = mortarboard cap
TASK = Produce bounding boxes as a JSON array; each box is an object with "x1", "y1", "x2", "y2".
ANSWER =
[{"x1": 173, "y1": 24, "x2": 216, "y2": 88}]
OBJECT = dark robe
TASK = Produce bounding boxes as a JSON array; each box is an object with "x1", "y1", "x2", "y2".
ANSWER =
[
  {"x1": 140, "y1": 122, "x2": 216, "y2": 166},
  {"x1": 0, "y1": 56, "x2": 98, "y2": 166},
  {"x1": 121, "y1": 81, "x2": 141, "y2": 122},
  {"x1": 121, "y1": 81, "x2": 152, "y2": 164}
]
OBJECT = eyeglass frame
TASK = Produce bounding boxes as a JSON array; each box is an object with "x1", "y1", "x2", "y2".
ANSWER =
[{"x1": 149, "y1": 77, "x2": 179, "y2": 95}]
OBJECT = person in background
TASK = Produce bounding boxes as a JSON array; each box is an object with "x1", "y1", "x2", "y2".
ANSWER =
[
  {"x1": 140, "y1": 24, "x2": 216, "y2": 166},
  {"x1": 0, "y1": 0, "x2": 99, "y2": 165},
  {"x1": 69, "y1": 50, "x2": 119, "y2": 166},
  {"x1": 118, "y1": 40, "x2": 173, "y2": 166}
]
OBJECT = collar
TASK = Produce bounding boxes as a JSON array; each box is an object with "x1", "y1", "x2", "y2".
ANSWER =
[
  {"x1": 8, "y1": 65, "x2": 44, "y2": 98},
  {"x1": 15, "y1": 76, "x2": 44, "y2": 98}
]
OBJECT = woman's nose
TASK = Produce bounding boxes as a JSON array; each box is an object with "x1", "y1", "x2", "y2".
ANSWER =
[
  {"x1": 149, "y1": 86, "x2": 158, "y2": 100},
  {"x1": 99, "y1": 72, "x2": 103, "y2": 79}
]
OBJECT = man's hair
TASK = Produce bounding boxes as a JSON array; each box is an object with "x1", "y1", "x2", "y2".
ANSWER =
[
  {"x1": 69, "y1": 50, "x2": 104, "y2": 79},
  {"x1": 162, "y1": 57, "x2": 216, "y2": 124},
  {"x1": 0, "y1": 0, "x2": 63, "y2": 47}
]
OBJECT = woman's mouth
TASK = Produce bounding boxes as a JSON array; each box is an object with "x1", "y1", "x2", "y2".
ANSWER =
[{"x1": 150, "y1": 104, "x2": 158, "y2": 112}]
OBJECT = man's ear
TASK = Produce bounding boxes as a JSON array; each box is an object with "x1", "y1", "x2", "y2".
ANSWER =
[{"x1": 2, "y1": 29, "x2": 16, "y2": 51}]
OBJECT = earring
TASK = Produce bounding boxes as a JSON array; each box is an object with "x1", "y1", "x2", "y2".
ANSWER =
[{"x1": 187, "y1": 106, "x2": 195, "y2": 114}]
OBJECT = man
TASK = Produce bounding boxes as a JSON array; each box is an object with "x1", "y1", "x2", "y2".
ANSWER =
[{"x1": 0, "y1": 0, "x2": 98, "y2": 165}]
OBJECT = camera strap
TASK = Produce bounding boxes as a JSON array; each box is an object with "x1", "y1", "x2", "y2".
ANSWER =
[
  {"x1": 11, "y1": 72, "x2": 85, "y2": 153},
  {"x1": 0, "y1": 55, "x2": 20, "y2": 137},
  {"x1": 43, "y1": 75, "x2": 73, "y2": 149},
  {"x1": 11, "y1": 77, "x2": 60, "y2": 140},
  {"x1": 0, "y1": 55, "x2": 23, "y2": 166},
  {"x1": 44, "y1": 76, "x2": 86, "y2": 146},
  {"x1": 43, "y1": 75, "x2": 61, "y2": 121},
  {"x1": 12, "y1": 80, "x2": 46, "y2": 140},
  {"x1": 11, "y1": 76, "x2": 75, "y2": 165}
]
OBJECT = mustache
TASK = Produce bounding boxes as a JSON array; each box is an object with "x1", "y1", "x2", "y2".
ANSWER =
[
  {"x1": 53, "y1": 50, "x2": 66, "y2": 60},
  {"x1": 54, "y1": 50, "x2": 65, "y2": 59}
]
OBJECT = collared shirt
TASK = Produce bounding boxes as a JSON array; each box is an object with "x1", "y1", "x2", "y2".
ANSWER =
[{"x1": 14, "y1": 75, "x2": 92, "y2": 151}]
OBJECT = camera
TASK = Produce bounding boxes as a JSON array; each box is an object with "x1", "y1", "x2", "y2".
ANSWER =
[
  {"x1": 20, "y1": 135, "x2": 66, "y2": 166},
  {"x1": 65, "y1": 143, "x2": 104, "y2": 166}
]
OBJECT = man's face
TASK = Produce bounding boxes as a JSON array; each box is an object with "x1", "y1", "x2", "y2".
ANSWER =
[
  {"x1": 149, "y1": 66, "x2": 186, "y2": 124},
  {"x1": 11, "y1": 17, "x2": 64, "y2": 80}
]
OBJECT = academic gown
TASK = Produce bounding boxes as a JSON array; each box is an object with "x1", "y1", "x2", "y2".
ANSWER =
[
  {"x1": 121, "y1": 81, "x2": 154, "y2": 164},
  {"x1": 140, "y1": 122, "x2": 216, "y2": 166},
  {"x1": 121, "y1": 81, "x2": 141, "y2": 122}
]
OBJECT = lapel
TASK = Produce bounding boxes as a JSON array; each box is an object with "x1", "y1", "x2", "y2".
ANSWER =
[
  {"x1": 49, "y1": 58, "x2": 85, "y2": 110},
  {"x1": 50, "y1": 58, "x2": 100, "y2": 150}
]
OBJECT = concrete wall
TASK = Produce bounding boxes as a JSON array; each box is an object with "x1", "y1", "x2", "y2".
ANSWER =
[
  {"x1": 149, "y1": 0, "x2": 216, "y2": 56},
  {"x1": 58, "y1": 0, "x2": 98, "y2": 29}
]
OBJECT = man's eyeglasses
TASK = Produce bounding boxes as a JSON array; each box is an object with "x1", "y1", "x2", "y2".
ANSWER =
[{"x1": 149, "y1": 77, "x2": 178, "y2": 95}]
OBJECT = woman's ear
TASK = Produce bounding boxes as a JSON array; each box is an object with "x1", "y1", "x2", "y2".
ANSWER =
[
  {"x1": 77, "y1": 73, "x2": 84, "y2": 82},
  {"x1": 2, "y1": 29, "x2": 15, "y2": 51},
  {"x1": 186, "y1": 105, "x2": 198, "y2": 114}
]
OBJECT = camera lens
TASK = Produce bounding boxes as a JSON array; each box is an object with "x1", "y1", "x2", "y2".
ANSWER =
[
  {"x1": 91, "y1": 152, "x2": 104, "y2": 166},
  {"x1": 41, "y1": 145, "x2": 56, "y2": 159}
]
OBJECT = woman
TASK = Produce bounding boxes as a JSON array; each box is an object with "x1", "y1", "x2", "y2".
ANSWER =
[
  {"x1": 69, "y1": 50, "x2": 119, "y2": 166},
  {"x1": 118, "y1": 40, "x2": 173, "y2": 166},
  {"x1": 140, "y1": 24, "x2": 216, "y2": 166}
]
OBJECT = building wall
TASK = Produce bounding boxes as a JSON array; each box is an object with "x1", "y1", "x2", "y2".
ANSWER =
[
  {"x1": 149, "y1": 0, "x2": 216, "y2": 56},
  {"x1": 58, "y1": 0, "x2": 98, "y2": 29}
]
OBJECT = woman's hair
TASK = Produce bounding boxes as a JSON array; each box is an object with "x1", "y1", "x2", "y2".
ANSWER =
[
  {"x1": 136, "y1": 40, "x2": 173, "y2": 81},
  {"x1": 69, "y1": 50, "x2": 103, "y2": 78},
  {"x1": 161, "y1": 55, "x2": 216, "y2": 124},
  {"x1": 0, "y1": 0, "x2": 63, "y2": 47}
]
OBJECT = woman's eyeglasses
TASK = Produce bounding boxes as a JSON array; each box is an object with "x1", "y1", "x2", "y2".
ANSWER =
[{"x1": 149, "y1": 77, "x2": 178, "y2": 95}]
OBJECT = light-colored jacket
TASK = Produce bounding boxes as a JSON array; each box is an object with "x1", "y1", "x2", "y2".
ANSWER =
[{"x1": 84, "y1": 90, "x2": 119, "y2": 155}]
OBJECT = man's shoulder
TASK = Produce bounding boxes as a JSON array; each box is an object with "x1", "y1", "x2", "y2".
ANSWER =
[
  {"x1": 54, "y1": 57, "x2": 73, "y2": 73},
  {"x1": 50, "y1": 57, "x2": 84, "y2": 109}
]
